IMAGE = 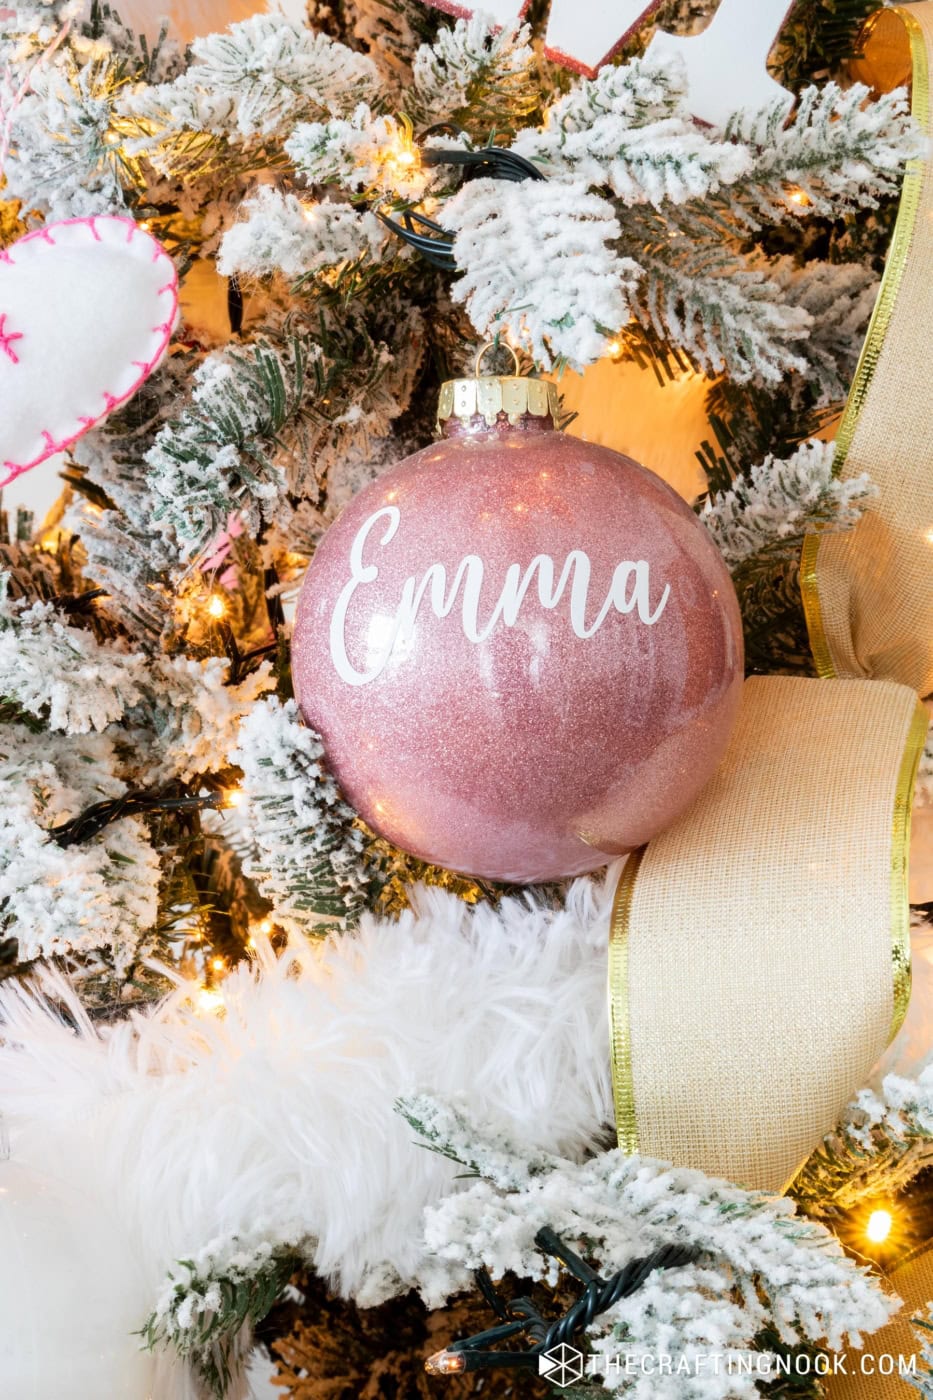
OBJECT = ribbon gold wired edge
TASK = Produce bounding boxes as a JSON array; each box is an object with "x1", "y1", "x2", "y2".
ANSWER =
[
  {"x1": 800, "y1": 6, "x2": 930, "y2": 678},
  {"x1": 890, "y1": 700, "x2": 930, "y2": 1039},
  {"x1": 608, "y1": 847, "x2": 646, "y2": 1154},
  {"x1": 606, "y1": 698, "x2": 928, "y2": 1149}
]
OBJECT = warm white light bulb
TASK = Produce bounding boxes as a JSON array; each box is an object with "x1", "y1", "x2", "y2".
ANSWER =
[
  {"x1": 424, "y1": 1349, "x2": 466, "y2": 1376},
  {"x1": 866, "y1": 1209, "x2": 893, "y2": 1244}
]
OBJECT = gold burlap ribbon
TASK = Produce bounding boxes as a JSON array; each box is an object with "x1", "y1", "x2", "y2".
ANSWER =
[
  {"x1": 800, "y1": 3, "x2": 933, "y2": 697},
  {"x1": 824, "y1": 1247, "x2": 933, "y2": 1397},
  {"x1": 608, "y1": 676, "x2": 927, "y2": 1192}
]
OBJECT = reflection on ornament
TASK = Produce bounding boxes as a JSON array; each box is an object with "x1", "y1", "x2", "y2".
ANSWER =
[
  {"x1": 554, "y1": 357, "x2": 712, "y2": 504},
  {"x1": 0, "y1": 1159, "x2": 156, "y2": 1399},
  {"x1": 293, "y1": 366, "x2": 743, "y2": 883}
]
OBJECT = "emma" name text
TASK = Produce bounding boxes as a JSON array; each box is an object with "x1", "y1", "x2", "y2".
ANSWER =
[{"x1": 329, "y1": 506, "x2": 672, "y2": 686}]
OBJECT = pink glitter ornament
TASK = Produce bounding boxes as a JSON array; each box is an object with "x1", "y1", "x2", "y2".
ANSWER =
[{"x1": 292, "y1": 362, "x2": 743, "y2": 883}]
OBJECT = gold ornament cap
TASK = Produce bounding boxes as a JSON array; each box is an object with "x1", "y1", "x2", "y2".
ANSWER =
[{"x1": 437, "y1": 344, "x2": 559, "y2": 433}]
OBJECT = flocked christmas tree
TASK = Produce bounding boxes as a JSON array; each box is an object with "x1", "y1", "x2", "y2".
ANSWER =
[{"x1": 0, "y1": 0, "x2": 932, "y2": 1397}]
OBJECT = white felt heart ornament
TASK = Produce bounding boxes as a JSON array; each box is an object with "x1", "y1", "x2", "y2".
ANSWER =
[{"x1": 0, "y1": 215, "x2": 178, "y2": 486}]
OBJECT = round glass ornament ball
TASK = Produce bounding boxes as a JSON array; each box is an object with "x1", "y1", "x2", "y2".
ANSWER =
[{"x1": 292, "y1": 374, "x2": 744, "y2": 883}]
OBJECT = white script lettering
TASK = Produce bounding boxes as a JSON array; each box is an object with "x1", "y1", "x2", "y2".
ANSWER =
[{"x1": 329, "y1": 506, "x2": 672, "y2": 686}]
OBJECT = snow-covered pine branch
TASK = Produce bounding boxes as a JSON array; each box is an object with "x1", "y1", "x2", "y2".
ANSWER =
[
  {"x1": 794, "y1": 1059, "x2": 933, "y2": 1212},
  {"x1": 218, "y1": 186, "x2": 386, "y2": 281},
  {"x1": 445, "y1": 49, "x2": 912, "y2": 384},
  {"x1": 143, "y1": 1233, "x2": 306, "y2": 1395},
  {"x1": 145, "y1": 338, "x2": 310, "y2": 561},
  {"x1": 0, "y1": 726, "x2": 160, "y2": 966},
  {"x1": 635, "y1": 247, "x2": 811, "y2": 383},
  {"x1": 726, "y1": 81, "x2": 924, "y2": 222},
  {"x1": 507, "y1": 58, "x2": 921, "y2": 228},
  {"x1": 2, "y1": 47, "x2": 131, "y2": 222},
  {"x1": 231, "y1": 697, "x2": 378, "y2": 934},
  {"x1": 536, "y1": 51, "x2": 688, "y2": 131},
  {"x1": 410, "y1": 17, "x2": 537, "y2": 127},
  {"x1": 702, "y1": 440, "x2": 876, "y2": 571},
  {"x1": 512, "y1": 55, "x2": 751, "y2": 207},
  {"x1": 444, "y1": 176, "x2": 639, "y2": 370},
  {"x1": 285, "y1": 103, "x2": 429, "y2": 200},
  {"x1": 774, "y1": 258, "x2": 880, "y2": 402},
  {"x1": 908, "y1": 1306, "x2": 933, "y2": 1398},
  {"x1": 133, "y1": 657, "x2": 275, "y2": 786},
  {"x1": 67, "y1": 431, "x2": 187, "y2": 639},
  {"x1": 122, "y1": 14, "x2": 381, "y2": 147},
  {"x1": 463, "y1": 53, "x2": 919, "y2": 378},
  {"x1": 619, "y1": 215, "x2": 879, "y2": 390},
  {"x1": 0, "y1": 575, "x2": 146, "y2": 734},
  {"x1": 0, "y1": 569, "x2": 275, "y2": 781},
  {"x1": 410, "y1": 1097, "x2": 896, "y2": 1393}
]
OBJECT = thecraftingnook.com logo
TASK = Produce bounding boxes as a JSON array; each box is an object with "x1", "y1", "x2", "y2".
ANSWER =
[
  {"x1": 538, "y1": 1343, "x2": 585, "y2": 1387},
  {"x1": 536, "y1": 1348, "x2": 920, "y2": 1386}
]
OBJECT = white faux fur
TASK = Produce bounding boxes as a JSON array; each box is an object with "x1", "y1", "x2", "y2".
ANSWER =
[{"x1": 0, "y1": 867, "x2": 620, "y2": 1395}]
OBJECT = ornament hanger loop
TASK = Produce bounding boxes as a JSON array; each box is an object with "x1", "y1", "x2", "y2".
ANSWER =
[{"x1": 474, "y1": 342, "x2": 520, "y2": 380}]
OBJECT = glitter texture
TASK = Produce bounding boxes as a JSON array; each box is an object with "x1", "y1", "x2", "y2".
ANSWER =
[{"x1": 292, "y1": 418, "x2": 743, "y2": 883}]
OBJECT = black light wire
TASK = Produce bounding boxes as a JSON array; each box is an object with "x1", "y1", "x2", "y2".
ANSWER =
[
  {"x1": 49, "y1": 789, "x2": 224, "y2": 847},
  {"x1": 377, "y1": 123, "x2": 546, "y2": 269},
  {"x1": 428, "y1": 1224, "x2": 698, "y2": 1376}
]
